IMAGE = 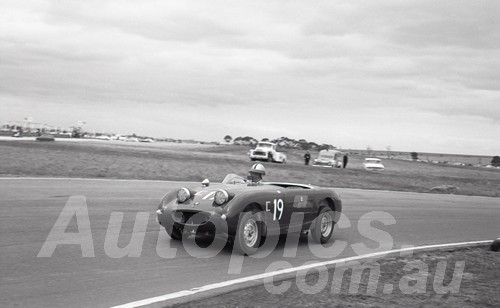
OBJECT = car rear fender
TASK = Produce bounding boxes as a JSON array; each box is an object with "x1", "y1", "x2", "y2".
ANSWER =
[{"x1": 320, "y1": 197, "x2": 342, "y2": 224}]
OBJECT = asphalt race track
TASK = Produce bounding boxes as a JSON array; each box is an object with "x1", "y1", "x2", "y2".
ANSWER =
[{"x1": 1, "y1": 178, "x2": 499, "y2": 308}]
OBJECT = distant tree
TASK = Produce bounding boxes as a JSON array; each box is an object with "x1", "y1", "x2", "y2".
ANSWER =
[
  {"x1": 491, "y1": 156, "x2": 500, "y2": 167},
  {"x1": 224, "y1": 135, "x2": 232, "y2": 143},
  {"x1": 261, "y1": 138, "x2": 270, "y2": 142},
  {"x1": 297, "y1": 139, "x2": 311, "y2": 150},
  {"x1": 71, "y1": 127, "x2": 81, "y2": 138},
  {"x1": 316, "y1": 143, "x2": 336, "y2": 151},
  {"x1": 308, "y1": 142, "x2": 318, "y2": 150},
  {"x1": 317, "y1": 144, "x2": 330, "y2": 151},
  {"x1": 410, "y1": 152, "x2": 419, "y2": 161}
]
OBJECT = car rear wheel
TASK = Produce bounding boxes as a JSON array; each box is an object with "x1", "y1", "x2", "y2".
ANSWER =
[
  {"x1": 166, "y1": 225, "x2": 183, "y2": 241},
  {"x1": 310, "y1": 206, "x2": 334, "y2": 244},
  {"x1": 234, "y1": 211, "x2": 261, "y2": 255}
]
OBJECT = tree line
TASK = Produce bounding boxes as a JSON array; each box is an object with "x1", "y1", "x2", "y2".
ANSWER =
[{"x1": 223, "y1": 135, "x2": 335, "y2": 151}]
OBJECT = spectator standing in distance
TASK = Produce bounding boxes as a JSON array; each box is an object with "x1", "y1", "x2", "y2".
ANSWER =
[
  {"x1": 304, "y1": 151, "x2": 311, "y2": 165},
  {"x1": 343, "y1": 154, "x2": 348, "y2": 168}
]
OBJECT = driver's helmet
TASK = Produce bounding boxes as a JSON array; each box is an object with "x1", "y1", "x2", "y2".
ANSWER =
[{"x1": 249, "y1": 163, "x2": 266, "y2": 175}]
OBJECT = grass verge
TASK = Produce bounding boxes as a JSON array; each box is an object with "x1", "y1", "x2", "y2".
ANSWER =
[
  {"x1": 172, "y1": 245, "x2": 499, "y2": 308},
  {"x1": 0, "y1": 140, "x2": 499, "y2": 197}
]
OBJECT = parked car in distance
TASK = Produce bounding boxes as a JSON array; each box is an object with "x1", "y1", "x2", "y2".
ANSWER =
[
  {"x1": 363, "y1": 158, "x2": 385, "y2": 171},
  {"x1": 249, "y1": 142, "x2": 287, "y2": 163},
  {"x1": 95, "y1": 135, "x2": 111, "y2": 140},
  {"x1": 36, "y1": 134, "x2": 55, "y2": 142},
  {"x1": 313, "y1": 149, "x2": 343, "y2": 168}
]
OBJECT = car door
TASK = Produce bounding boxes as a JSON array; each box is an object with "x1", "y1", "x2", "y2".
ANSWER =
[
  {"x1": 252, "y1": 188, "x2": 287, "y2": 236},
  {"x1": 283, "y1": 188, "x2": 316, "y2": 232},
  {"x1": 259, "y1": 187, "x2": 297, "y2": 233}
]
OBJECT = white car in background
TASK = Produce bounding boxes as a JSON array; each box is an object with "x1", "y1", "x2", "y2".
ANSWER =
[
  {"x1": 111, "y1": 135, "x2": 127, "y2": 141},
  {"x1": 363, "y1": 158, "x2": 385, "y2": 171},
  {"x1": 249, "y1": 142, "x2": 287, "y2": 163},
  {"x1": 313, "y1": 149, "x2": 343, "y2": 168},
  {"x1": 95, "y1": 135, "x2": 111, "y2": 140}
]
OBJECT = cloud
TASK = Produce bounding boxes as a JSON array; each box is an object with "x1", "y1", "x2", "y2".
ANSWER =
[
  {"x1": 1, "y1": 0, "x2": 499, "y2": 155},
  {"x1": 387, "y1": 0, "x2": 500, "y2": 50}
]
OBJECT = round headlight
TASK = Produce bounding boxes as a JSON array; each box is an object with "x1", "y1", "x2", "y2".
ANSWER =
[
  {"x1": 214, "y1": 190, "x2": 229, "y2": 206},
  {"x1": 177, "y1": 188, "x2": 191, "y2": 203}
]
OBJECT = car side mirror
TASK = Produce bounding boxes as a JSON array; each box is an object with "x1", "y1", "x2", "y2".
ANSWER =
[{"x1": 202, "y1": 179, "x2": 210, "y2": 187}]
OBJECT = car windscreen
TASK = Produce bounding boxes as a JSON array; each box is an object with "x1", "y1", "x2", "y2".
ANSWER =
[
  {"x1": 222, "y1": 173, "x2": 246, "y2": 184},
  {"x1": 320, "y1": 155, "x2": 335, "y2": 159}
]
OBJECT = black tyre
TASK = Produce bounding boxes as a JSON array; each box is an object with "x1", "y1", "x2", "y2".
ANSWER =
[
  {"x1": 491, "y1": 238, "x2": 500, "y2": 252},
  {"x1": 310, "y1": 206, "x2": 334, "y2": 244},
  {"x1": 234, "y1": 211, "x2": 261, "y2": 255},
  {"x1": 166, "y1": 225, "x2": 183, "y2": 241}
]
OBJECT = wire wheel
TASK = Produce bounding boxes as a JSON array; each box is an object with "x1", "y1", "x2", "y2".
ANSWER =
[
  {"x1": 320, "y1": 214, "x2": 333, "y2": 238},
  {"x1": 311, "y1": 206, "x2": 335, "y2": 244},
  {"x1": 234, "y1": 211, "x2": 261, "y2": 255},
  {"x1": 243, "y1": 218, "x2": 259, "y2": 247}
]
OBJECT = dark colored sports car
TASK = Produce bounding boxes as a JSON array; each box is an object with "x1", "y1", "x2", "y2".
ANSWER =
[{"x1": 156, "y1": 174, "x2": 342, "y2": 255}]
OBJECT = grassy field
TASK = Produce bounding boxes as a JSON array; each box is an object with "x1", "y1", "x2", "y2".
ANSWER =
[{"x1": 0, "y1": 140, "x2": 499, "y2": 197}]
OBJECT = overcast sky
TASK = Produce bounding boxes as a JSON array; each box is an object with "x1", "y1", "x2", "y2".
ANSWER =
[{"x1": 1, "y1": 0, "x2": 499, "y2": 155}]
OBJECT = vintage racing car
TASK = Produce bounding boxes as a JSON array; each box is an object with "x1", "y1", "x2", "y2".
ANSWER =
[{"x1": 156, "y1": 174, "x2": 342, "y2": 255}]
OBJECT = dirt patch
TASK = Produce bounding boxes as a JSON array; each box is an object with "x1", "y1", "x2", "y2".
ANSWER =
[{"x1": 172, "y1": 245, "x2": 500, "y2": 308}]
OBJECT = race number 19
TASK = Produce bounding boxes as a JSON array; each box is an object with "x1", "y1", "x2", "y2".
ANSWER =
[{"x1": 266, "y1": 199, "x2": 284, "y2": 220}]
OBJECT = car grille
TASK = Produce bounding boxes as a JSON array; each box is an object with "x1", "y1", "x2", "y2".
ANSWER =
[
  {"x1": 314, "y1": 161, "x2": 331, "y2": 166},
  {"x1": 172, "y1": 210, "x2": 210, "y2": 226},
  {"x1": 366, "y1": 167, "x2": 384, "y2": 171},
  {"x1": 253, "y1": 151, "x2": 266, "y2": 156}
]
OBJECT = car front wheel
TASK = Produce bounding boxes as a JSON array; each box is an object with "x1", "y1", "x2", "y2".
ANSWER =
[
  {"x1": 234, "y1": 211, "x2": 261, "y2": 255},
  {"x1": 310, "y1": 207, "x2": 334, "y2": 244},
  {"x1": 166, "y1": 225, "x2": 183, "y2": 241}
]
